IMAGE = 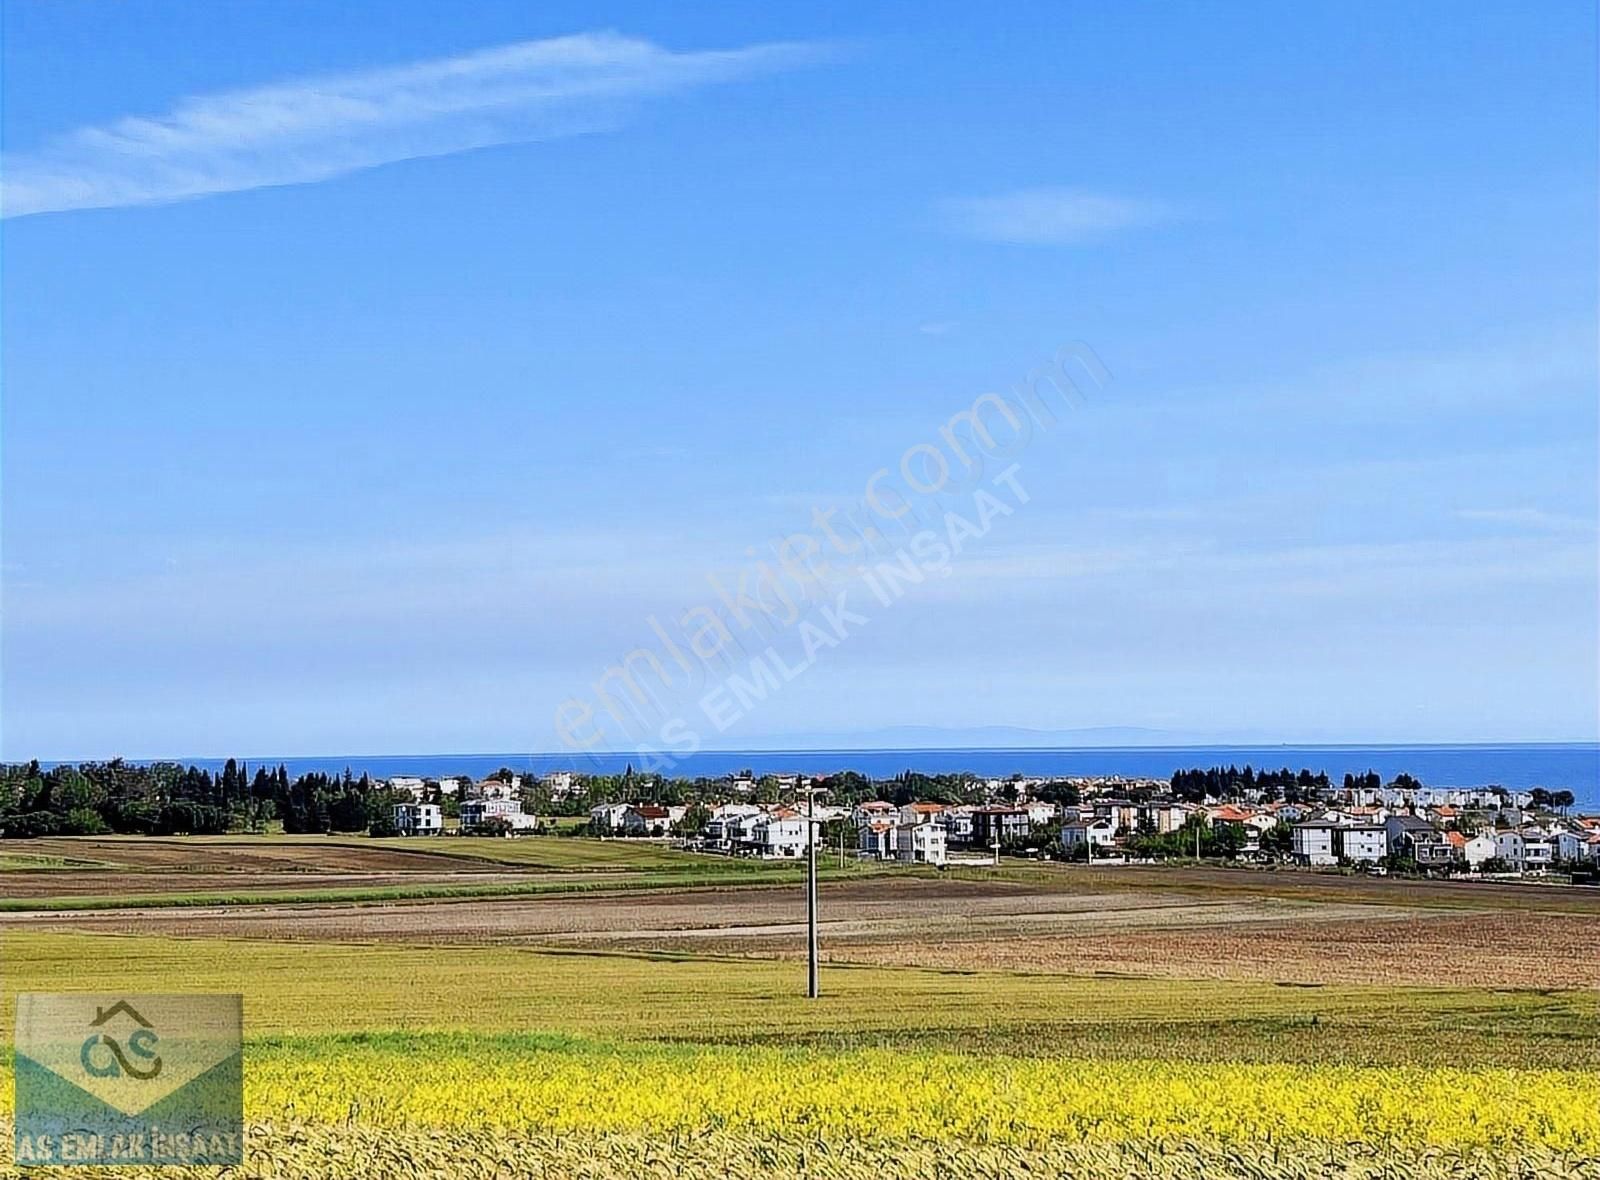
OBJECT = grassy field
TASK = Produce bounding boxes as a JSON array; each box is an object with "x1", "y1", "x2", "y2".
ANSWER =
[
  {"x1": 0, "y1": 854, "x2": 106, "y2": 871},
  {"x1": 2, "y1": 930, "x2": 1595, "y2": 1067},
  {"x1": 2, "y1": 838, "x2": 1597, "y2": 1177}
]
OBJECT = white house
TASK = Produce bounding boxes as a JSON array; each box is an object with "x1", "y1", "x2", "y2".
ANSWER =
[
  {"x1": 541, "y1": 771, "x2": 577, "y2": 799},
  {"x1": 728, "y1": 810, "x2": 768, "y2": 842},
  {"x1": 894, "y1": 820, "x2": 947, "y2": 866},
  {"x1": 1462, "y1": 832, "x2": 1499, "y2": 868},
  {"x1": 1339, "y1": 825, "x2": 1387, "y2": 864},
  {"x1": 1494, "y1": 829, "x2": 1526, "y2": 871},
  {"x1": 753, "y1": 811, "x2": 809, "y2": 859},
  {"x1": 703, "y1": 809, "x2": 764, "y2": 850},
  {"x1": 1060, "y1": 818, "x2": 1116, "y2": 855},
  {"x1": 1552, "y1": 831, "x2": 1591, "y2": 864},
  {"x1": 589, "y1": 803, "x2": 631, "y2": 832},
  {"x1": 703, "y1": 804, "x2": 762, "y2": 848},
  {"x1": 1520, "y1": 829, "x2": 1553, "y2": 871},
  {"x1": 459, "y1": 797, "x2": 536, "y2": 833},
  {"x1": 1292, "y1": 822, "x2": 1339, "y2": 866},
  {"x1": 393, "y1": 802, "x2": 442, "y2": 835}
]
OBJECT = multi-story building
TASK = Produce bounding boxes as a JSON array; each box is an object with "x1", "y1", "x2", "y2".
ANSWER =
[
  {"x1": 752, "y1": 811, "x2": 808, "y2": 859},
  {"x1": 1338, "y1": 825, "x2": 1387, "y2": 864},
  {"x1": 1383, "y1": 816, "x2": 1454, "y2": 867},
  {"x1": 460, "y1": 796, "x2": 536, "y2": 833},
  {"x1": 393, "y1": 802, "x2": 442, "y2": 835},
  {"x1": 1494, "y1": 829, "x2": 1526, "y2": 871},
  {"x1": 894, "y1": 820, "x2": 947, "y2": 866},
  {"x1": 1291, "y1": 822, "x2": 1339, "y2": 866},
  {"x1": 858, "y1": 821, "x2": 894, "y2": 860},
  {"x1": 971, "y1": 806, "x2": 1031, "y2": 847}
]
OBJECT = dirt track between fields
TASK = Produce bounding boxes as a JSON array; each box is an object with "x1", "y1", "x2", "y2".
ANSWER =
[{"x1": 6, "y1": 852, "x2": 1598, "y2": 988}]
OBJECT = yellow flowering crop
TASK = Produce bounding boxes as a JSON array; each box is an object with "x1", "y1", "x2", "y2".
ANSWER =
[{"x1": 238, "y1": 1043, "x2": 1599, "y2": 1152}]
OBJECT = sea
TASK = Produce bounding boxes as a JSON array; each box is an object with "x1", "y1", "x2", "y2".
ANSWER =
[{"x1": 157, "y1": 744, "x2": 1600, "y2": 811}]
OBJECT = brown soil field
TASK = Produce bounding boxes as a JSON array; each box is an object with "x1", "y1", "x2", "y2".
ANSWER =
[
  {"x1": 811, "y1": 908, "x2": 1600, "y2": 988},
  {"x1": 3, "y1": 836, "x2": 510, "y2": 875},
  {"x1": 0, "y1": 878, "x2": 1038, "y2": 936},
  {"x1": 1038, "y1": 863, "x2": 1600, "y2": 913},
  {"x1": 0, "y1": 876, "x2": 1414, "y2": 959},
  {"x1": 0, "y1": 869, "x2": 584, "y2": 899}
]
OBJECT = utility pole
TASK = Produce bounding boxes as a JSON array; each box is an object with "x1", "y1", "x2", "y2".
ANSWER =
[{"x1": 805, "y1": 784, "x2": 819, "y2": 999}]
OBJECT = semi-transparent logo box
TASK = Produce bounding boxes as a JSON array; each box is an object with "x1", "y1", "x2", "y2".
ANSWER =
[{"x1": 13, "y1": 993, "x2": 242, "y2": 1167}]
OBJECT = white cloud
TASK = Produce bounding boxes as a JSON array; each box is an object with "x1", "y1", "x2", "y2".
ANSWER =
[
  {"x1": 1455, "y1": 508, "x2": 1597, "y2": 534},
  {"x1": 939, "y1": 187, "x2": 1170, "y2": 245},
  {"x1": 1, "y1": 31, "x2": 828, "y2": 218}
]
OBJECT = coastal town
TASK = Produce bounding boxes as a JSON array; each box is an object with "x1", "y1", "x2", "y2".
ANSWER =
[{"x1": 386, "y1": 767, "x2": 1600, "y2": 879}]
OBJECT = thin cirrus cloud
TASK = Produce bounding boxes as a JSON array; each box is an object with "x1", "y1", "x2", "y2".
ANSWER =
[
  {"x1": 1, "y1": 31, "x2": 829, "y2": 219},
  {"x1": 940, "y1": 187, "x2": 1171, "y2": 244}
]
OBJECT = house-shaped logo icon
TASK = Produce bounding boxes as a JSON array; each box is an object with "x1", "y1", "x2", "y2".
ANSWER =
[{"x1": 80, "y1": 1000, "x2": 163, "y2": 1082}]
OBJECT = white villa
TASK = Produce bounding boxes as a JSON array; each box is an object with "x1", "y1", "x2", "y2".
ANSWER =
[
  {"x1": 589, "y1": 802, "x2": 631, "y2": 832},
  {"x1": 1462, "y1": 832, "x2": 1499, "y2": 868},
  {"x1": 894, "y1": 820, "x2": 947, "y2": 866},
  {"x1": 753, "y1": 811, "x2": 808, "y2": 859},
  {"x1": 1060, "y1": 818, "x2": 1116, "y2": 855},
  {"x1": 1291, "y1": 822, "x2": 1339, "y2": 866},
  {"x1": 460, "y1": 796, "x2": 536, "y2": 833},
  {"x1": 393, "y1": 801, "x2": 442, "y2": 835}
]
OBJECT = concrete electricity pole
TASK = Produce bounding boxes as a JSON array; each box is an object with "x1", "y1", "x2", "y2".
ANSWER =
[{"x1": 805, "y1": 784, "x2": 819, "y2": 999}]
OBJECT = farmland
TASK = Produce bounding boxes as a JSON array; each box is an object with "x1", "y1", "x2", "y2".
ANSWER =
[{"x1": 2, "y1": 837, "x2": 1598, "y2": 1177}]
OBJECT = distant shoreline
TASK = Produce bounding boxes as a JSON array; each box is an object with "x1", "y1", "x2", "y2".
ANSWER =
[{"x1": 18, "y1": 742, "x2": 1600, "y2": 805}]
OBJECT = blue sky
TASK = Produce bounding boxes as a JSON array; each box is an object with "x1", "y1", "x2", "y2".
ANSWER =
[{"x1": 3, "y1": 0, "x2": 1596, "y2": 759}]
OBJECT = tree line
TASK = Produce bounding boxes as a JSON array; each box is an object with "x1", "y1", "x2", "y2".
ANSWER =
[
  {"x1": 0, "y1": 759, "x2": 402, "y2": 838},
  {"x1": 1169, "y1": 765, "x2": 1332, "y2": 804}
]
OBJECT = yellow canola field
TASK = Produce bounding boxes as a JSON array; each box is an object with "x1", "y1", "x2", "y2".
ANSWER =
[{"x1": 242, "y1": 1047, "x2": 1599, "y2": 1152}]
